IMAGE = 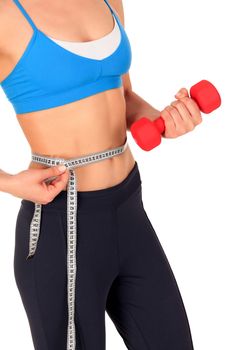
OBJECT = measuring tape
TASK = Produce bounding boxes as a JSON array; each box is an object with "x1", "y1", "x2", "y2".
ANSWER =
[{"x1": 26, "y1": 137, "x2": 128, "y2": 350}]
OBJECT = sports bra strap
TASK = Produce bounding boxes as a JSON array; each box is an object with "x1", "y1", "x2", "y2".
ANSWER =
[
  {"x1": 103, "y1": 0, "x2": 114, "y2": 15},
  {"x1": 13, "y1": 0, "x2": 37, "y2": 31},
  {"x1": 103, "y1": 0, "x2": 120, "y2": 24}
]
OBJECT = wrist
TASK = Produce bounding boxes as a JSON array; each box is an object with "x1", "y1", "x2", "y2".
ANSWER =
[{"x1": 0, "y1": 171, "x2": 17, "y2": 195}]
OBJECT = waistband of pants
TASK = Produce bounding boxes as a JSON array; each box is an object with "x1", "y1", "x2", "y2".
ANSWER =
[{"x1": 21, "y1": 160, "x2": 142, "y2": 212}]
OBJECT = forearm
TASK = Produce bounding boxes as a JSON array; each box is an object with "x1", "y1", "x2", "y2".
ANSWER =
[
  {"x1": 124, "y1": 89, "x2": 161, "y2": 131},
  {"x1": 0, "y1": 168, "x2": 15, "y2": 194}
]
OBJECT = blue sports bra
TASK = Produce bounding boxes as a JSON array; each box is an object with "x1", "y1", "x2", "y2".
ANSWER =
[{"x1": 0, "y1": 0, "x2": 132, "y2": 114}]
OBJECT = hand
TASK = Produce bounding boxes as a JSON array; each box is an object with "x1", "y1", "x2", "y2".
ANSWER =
[
  {"x1": 9, "y1": 165, "x2": 69, "y2": 204},
  {"x1": 160, "y1": 87, "x2": 203, "y2": 138}
]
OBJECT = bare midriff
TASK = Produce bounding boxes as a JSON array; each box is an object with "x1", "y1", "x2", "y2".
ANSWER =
[{"x1": 16, "y1": 87, "x2": 136, "y2": 192}]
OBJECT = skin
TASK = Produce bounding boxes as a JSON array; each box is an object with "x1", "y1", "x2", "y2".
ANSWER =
[{"x1": 0, "y1": 0, "x2": 202, "y2": 204}]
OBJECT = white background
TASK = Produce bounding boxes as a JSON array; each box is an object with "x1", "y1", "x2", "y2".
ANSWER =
[{"x1": 0, "y1": 0, "x2": 232, "y2": 349}]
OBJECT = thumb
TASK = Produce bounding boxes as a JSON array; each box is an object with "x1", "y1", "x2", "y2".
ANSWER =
[
  {"x1": 39, "y1": 164, "x2": 68, "y2": 182},
  {"x1": 175, "y1": 87, "x2": 189, "y2": 99},
  {"x1": 46, "y1": 169, "x2": 70, "y2": 196}
]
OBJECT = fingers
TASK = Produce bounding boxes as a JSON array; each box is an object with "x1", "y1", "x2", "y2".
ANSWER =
[
  {"x1": 160, "y1": 108, "x2": 178, "y2": 138},
  {"x1": 45, "y1": 170, "x2": 69, "y2": 200},
  {"x1": 38, "y1": 165, "x2": 67, "y2": 181},
  {"x1": 174, "y1": 87, "x2": 203, "y2": 125},
  {"x1": 161, "y1": 87, "x2": 203, "y2": 138},
  {"x1": 163, "y1": 103, "x2": 195, "y2": 137},
  {"x1": 49, "y1": 171, "x2": 67, "y2": 187},
  {"x1": 175, "y1": 87, "x2": 189, "y2": 99},
  {"x1": 170, "y1": 100, "x2": 195, "y2": 131},
  {"x1": 175, "y1": 96, "x2": 203, "y2": 125},
  {"x1": 38, "y1": 165, "x2": 69, "y2": 202}
]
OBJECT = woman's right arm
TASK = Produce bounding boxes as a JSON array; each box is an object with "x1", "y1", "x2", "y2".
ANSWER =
[
  {"x1": 0, "y1": 166, "x2": 69, "y2": 204},
  {"x1": 0, "y1": 168, "x2": 15, "y2": 194}
]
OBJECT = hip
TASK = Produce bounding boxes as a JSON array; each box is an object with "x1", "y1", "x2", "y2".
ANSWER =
[{"x1": 69, "y1": 144, "x2": 136, "y2": 192}]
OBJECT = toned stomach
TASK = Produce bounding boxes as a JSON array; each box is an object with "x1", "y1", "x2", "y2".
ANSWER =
[{"x1": 16, "y1": 86, "x2": 136, "y2": 192}]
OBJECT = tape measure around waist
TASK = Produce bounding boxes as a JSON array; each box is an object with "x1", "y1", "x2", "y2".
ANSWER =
[{"x1": 26, "y1": 137, "x2": 128, "y2": 350}]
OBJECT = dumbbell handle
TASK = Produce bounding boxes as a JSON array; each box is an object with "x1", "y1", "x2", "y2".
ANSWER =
[{"x1": 153, "y1": 117, "x2": 166, "y2": 135}]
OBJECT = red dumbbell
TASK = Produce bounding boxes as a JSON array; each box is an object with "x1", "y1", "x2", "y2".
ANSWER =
[{"x1": 130, "y1": 80, "x2": 221, "y2": 151}]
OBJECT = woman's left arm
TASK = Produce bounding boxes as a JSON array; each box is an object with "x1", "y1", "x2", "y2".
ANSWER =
[
  {"x1": 111, "y1": 0, "x2": 203, "y2": 138},
  {"x1": 123, "y1": 80, "x2": 203, "y2": 139}
]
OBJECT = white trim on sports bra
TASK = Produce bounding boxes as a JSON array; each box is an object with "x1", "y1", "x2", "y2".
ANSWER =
[{"x1": 47, "y1": 15, "x2": 121, "y2": 59}]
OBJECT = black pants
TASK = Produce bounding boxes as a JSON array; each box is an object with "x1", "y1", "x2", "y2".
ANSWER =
[{"x1": 14, "y1": 161, "x2": 194, "y2": 350}]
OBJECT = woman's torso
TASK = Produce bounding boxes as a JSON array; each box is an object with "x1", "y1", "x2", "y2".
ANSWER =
[{"x1": 0, "y1": 0, "x2": 135, "y2": 191}]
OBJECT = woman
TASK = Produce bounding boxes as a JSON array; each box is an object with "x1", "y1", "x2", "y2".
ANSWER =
[{"x1": 0, "y1": 0, "x2": 202, "y2": 349}]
